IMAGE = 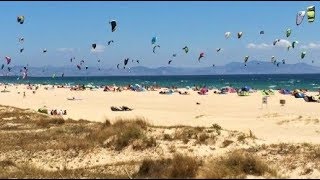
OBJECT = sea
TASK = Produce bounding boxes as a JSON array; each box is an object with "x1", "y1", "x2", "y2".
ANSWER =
[{"x1": 0, "y1": 74, "x2": 319, "y2": 90}]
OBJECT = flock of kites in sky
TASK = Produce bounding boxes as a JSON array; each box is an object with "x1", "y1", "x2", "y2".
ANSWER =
[{"x1": 1, "y1": 5, "x2": 317, "y2": 79}]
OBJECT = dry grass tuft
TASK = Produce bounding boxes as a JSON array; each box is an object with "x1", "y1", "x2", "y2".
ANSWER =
[
  {"x1": 199, "y1": 150, "x2": 278, "y2": 178},
  {"x1": 0, "y1": 160, "x2": 16, "y2": 168},
  {"x1": 163, "y1": 134, "x2": 173, "y2": 141},
  {"x1": 135, "y1": 153, "x2": 200, "y2": 178},
  {"x1": 174, "y1": 127, "x2": 204, "y2": 144},
  {"x1": 211, "y1": 123, "x2": 222, "y2": 135},
  {"x1": 0, "y1": 163, "x2": 119, "y2": 179},
  {"x1": 308, "y1": 147, "x2": 320, "y2": 160},
  {"x1": 222, "y1": 140, "x2": 234, "y2": 148},
  {"x1": 212, "y1": 123, "x2": 222, "y2": 131},
  {"x1": 87, "y1": 118, "x2": 153, "y2": 151},
  {"x1": 237, "y1": 134, "x2": 246, "y2": 142},
  {"x1": 0, "y1": 108, "x2": 153, "y2": 152},
  {"x1": 36, "y1": 117, "x2": 65, "y2": 128},
  {"x1": 196, "y1": 132, "x2": 209, "y2": 144}
]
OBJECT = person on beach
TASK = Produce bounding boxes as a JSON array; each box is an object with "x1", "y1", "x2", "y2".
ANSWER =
[{"x1": 23, "y1": 92, "x2": 26, "y2": 98}]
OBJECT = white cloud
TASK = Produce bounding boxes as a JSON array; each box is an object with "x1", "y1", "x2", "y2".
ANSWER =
[
  {"x1": 91, "y1": 44, "x2": 105, "y2": 53},
  {"x1": 246, "y1": 43, "x2": 271, "y2": 49},
  {"x1": 56, "y1": 48, "x2": 74, "y2": 53},
  {"x1": 300, "y1": 43, "x2": 320, "y2": 49},
  {"x1": 275, "y1": 39, "x2": 291, "y2": 48},
  {"x1": 247, "y1": 39, "x2": 291, "y2": 50}
]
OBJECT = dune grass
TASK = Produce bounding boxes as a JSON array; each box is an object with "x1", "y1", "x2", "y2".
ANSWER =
[
  {"x1": 199, "y1": 150, "x2": 278, "y2": 178},
  {"x1": 0, "y1": 106, "x2": 155, "y2": 152},
  {"x1": 0, "y1": 160, "x2": 120, "y2": 179},
  {"x1": 135, "y1": 153, "x2": 200, "y2": 178}
]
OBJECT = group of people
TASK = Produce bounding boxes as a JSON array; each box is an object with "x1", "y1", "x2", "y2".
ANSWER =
[{"x1": 50, "y1": 109, "x2": 67, "y2": 116}]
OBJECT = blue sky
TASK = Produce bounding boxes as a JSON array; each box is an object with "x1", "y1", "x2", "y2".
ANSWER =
[{"x1": 0, "y1": 1, "x2": 319, "y2": 68}]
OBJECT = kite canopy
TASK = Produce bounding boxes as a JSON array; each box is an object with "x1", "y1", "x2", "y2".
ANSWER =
[
  {"x1": 151, "y1": 36, "x2": 157, "y2": 45},
  {"x1": 301, "y1": 51, "x2": 306, "y2": 59},
  {"x1": 292, "y1": 41, "x2": 299, "y2": 48},
  {"x1": 43, "y1": 49, "x2": 47, "y2": 53},
  {"x1": 225, "y1": 32, "x2": 231, "y2": 39},
  {"x1": 17, "y1": 16, "x2": 24, "y2": 24},
  {"x1": 286, "y1": 29, "x2": 292, "y2": 37},
  {"x1": 107, "y1": 40, "x2": 114, "y2": 45},
  {"x1": 260, "y1": 31, "x2": 264, "y2": 35},
  {"x1": 307, "y1": 6, "x2": 315, "y2": 23},
  {"x1": 92, "y1": 44, "x2": 97, "y2": 49},
  {"x1": 5, "y1": 56, "x2": 11, "y2": 65},
  {"x1": 124, "y1": 58, "x2": 129, "y2": 66},
  {"x1": 182, "y1": 46, "x2": 189, "y2": 53},
  {"x1": 19, "y1": 37, "x2": 24, "y2": 43},
  {"x1": 244, "y1": 56, "x2": 249, "y2": 63},
  {"x1": 153, "y1": 45, "x2": 160, "y2": 53},
  {"x1": 237, "y1": 32, "x2": 243, "y2": 39},
  {"x1": 273, "y1": 39, "x2": 280, "y2": 46},
  {"x1": 296, "y1": 11, "x2": 306, "y2": 25},
  {"x1": 287, "y1": 45, "x2": 292, "y2": 51},
  {"x1": 198, "y1": 52, "x2": 205, "y2": 61},
  {"x1": 216, "y1": 48, "x2": 221, "y2": 52},
  {"x1": 109, "y1": 20, "x2": 117, "y2": 32}
]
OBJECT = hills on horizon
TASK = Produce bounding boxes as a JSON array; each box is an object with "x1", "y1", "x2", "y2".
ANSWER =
[{"x1": 3, "y1": 61, "x2": 320, "y2": 77}]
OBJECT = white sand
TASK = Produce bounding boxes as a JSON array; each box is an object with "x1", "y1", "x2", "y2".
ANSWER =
[{"x1": 0, "y1": 84, "x2": 319, "y2": 144}]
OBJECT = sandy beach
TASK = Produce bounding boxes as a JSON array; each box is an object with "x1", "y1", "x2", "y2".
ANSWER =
[
  {"x1": 0, "y1": 84, "x2": 320, "y2": 178},
  {"x1": 0, "y1": 84, "x2": 319, "y2": 145}
]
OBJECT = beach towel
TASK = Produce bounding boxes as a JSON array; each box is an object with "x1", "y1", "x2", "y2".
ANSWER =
[
  {"x1": 279, "y1": 89, "x2": 291, "y2": 95},
  {"x1": 238, "y1": 91, "x2": 250, "y2": 96},
  {"x1": 267, "y1": 89, "x2": 275, "y2": 95},
  {"x1": 261, "y1": 89, "x2": 274, "y2": 96}
]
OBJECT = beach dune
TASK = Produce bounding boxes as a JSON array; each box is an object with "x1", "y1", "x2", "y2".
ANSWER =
[{"x1": 0, "y1": 84, "x2": 320, "y2": 144}]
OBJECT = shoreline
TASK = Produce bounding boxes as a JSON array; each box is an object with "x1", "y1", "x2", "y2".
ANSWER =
[{"x1": 0, "y1": 82, "x2": 319, "y2": 92}]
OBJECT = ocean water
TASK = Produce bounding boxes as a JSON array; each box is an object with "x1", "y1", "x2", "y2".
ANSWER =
[{"x1": 0, "y1": 74, "x2": 319, "y2": 90}]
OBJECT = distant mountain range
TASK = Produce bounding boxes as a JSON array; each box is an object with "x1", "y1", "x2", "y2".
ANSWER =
[{"x1": 3, "y1": 61, "x2": 320, "y2": 77}]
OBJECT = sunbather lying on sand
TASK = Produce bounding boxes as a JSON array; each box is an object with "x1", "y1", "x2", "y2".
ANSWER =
[
  {"x1": 159, "y1": 89, "x2": 174, "y2": 95},
  {"x1": 67, "y1": 97, "x2": 82, "y2": 100},
  {"x1": 178, "y1": 91, "x2": 190, "y2": 95},
  {"x1": 110, "y1": 106, "x2": 133, "y2": 111}
]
